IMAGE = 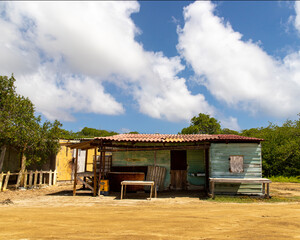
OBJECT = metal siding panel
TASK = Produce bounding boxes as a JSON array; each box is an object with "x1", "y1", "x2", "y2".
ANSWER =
[
  {"x1": 112, "y1": 150, "x2": 170, "y2": 189},
  {"x1": 210, "y1": 143, "x2": 262, "y2": 194},
  {"x1": 187, "y1": 150, "x2": 205, "y2": 186}
]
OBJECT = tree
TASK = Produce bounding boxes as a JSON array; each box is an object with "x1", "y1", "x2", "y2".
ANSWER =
[
  {"x1": 181, "y1": 113, "x2": 222, "y2": 134},
  {"x1": 0, "y1": 75, "x2": 61, "y2": 171},
  {"x1": 241, "y1": 118, "x2": 300, "y2": 177},
  {"x1": 77, "y1": 127, "x2": 118, "y2": 138}
]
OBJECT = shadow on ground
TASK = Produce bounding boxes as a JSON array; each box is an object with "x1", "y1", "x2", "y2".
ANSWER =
[{"x1": 47, "y1": 188, "x2": 209, "y2": 200}]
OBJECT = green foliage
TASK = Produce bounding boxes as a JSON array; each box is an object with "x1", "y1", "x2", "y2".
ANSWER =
[
  {"x1": 0, "y1": 75, "x2": 61, "y2": 167},
  {"x1": 269, "y1": 176, "x2": 300, "y2": 183},
  {"x1": 241, "y1": 117, "x2": 300, "y2": 177},
  {"x1": 78, "y1": 127, "x2": 118, "y2": 137},
  {"x1": 221, "y1": 128, "x2": 239, "y2": 135},
  {"x1": 181, "y1": 113, "x2": 222, "y2": 134},
  {"x1": 58, "y1": 127, "x2": 119, "y2": 139}
]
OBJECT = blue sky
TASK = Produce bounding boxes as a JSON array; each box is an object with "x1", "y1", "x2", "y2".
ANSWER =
[{"x1": 1, "y1": 1, "x2": 300, "y2": 134}]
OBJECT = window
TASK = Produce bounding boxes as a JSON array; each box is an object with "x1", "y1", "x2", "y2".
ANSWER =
[{"x1": 229, "y1": 155, "x2": 244, "y2": 173}]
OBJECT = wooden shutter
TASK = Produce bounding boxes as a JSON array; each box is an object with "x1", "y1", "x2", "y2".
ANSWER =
[{"x1": 230, "y1": 155, "x2": 244, "y2": 173}]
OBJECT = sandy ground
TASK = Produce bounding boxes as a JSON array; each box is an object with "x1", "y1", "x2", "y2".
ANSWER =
[{"x1": 0, "y1": 183, "x2": 299, "y2": 240}]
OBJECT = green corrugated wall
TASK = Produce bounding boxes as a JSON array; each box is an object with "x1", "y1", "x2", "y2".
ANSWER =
[
  {"x1": 112, "y1": 150, "x2": 171, "y2": 188},
  {"x1": 112, "y1": 149, "x2": 206, "y2": 189},
  {"x1": 187, "y1": 150, "x2": 205, "y2": 186},
  {"x1": 210, "y1": 143, "x2": 262, "y2": 194}
]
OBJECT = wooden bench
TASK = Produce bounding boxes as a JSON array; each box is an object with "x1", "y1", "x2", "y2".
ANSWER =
[
  {"x1": 209, "y1": 178, "x2": 272, "y2": 199},
  {"x1": 120, "y1": 180, "x2": 156, "y2": 200}
]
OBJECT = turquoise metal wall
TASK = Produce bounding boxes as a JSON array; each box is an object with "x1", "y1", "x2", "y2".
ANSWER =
[
  {"x1": 187, "y1": 150, "x2": 205, "y2": 186},
  {"x1": 210, "y1": 143, "x2": 262, "y2": 194},
  {"x1": 112, "y1": 150, "x2": 171, "y2": 188},
  {"x1": 112, "y1": 149, "x2": 206, "y2": 189}
]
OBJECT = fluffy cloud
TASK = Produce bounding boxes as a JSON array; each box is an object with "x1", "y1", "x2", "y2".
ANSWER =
[
  {"x1": 0, "y1": 1, "x2": 212, "y2": 122},
  {"x1": 295, "y1": 2, "x2": 300, "y2": 33},
  {"x1": 177, "y1": 1, "x2": 300, "y2": 118}
]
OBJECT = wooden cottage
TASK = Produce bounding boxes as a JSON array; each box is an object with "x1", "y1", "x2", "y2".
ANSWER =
[{"x1": 70, "y1": 134, "x2": 271, "y2": 198}]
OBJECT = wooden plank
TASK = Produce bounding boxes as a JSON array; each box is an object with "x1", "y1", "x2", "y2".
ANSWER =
[
  {"x1": 29, "y1": 171, "x2": 33, "y2": 188},
  {"x1": 73, "y1": 148, "x2": 79, "y2": 196},
  {"x1": 97, "y1": 149, "x2": 104, "y2": 196},
  {"x1": 16, "y1": 171, "x2": 22, "y2": 189},
  {"x1": 205, "y1": 148, "x2": 209, "y2": 193},
  {"x1": 53, "y1": 169, "x2": 57, "y2": 185},
  {"x1": 120, "y1": 184, "x2": 124, "y2": 200},
  {"x1": 77, "y1": 177, "x2": 94, "y2": 191},
  {"x1": 49, "y1": 170, "x2": 52, "y2": 186},
  {"x1": 39, "y1": 170, "x2": 43, "y2": 186},
  {"x1": 210, "y1": 178, "x2": 271, "y2": 184},
  {"x1": 24, "y1": 170, "x2": 28, "y2": 188},
  {"x1": 34, "y1": 170, "x2": 38, "y2": 187},
  {"x1": 211, "y1": 181, "x2": 215, "y2": 199},
  {"x1": 3, "y1": 171, "x2": 10, "y2": 191},
  {"x1": 121, "y1": 180, "x2": 155, "y2": 186},
  {"x1": 93, "y1": 148, "x2": 97, "y2": 197},
  {"x1": 0, "y1": 172, "x2": 3, "y2": 191}
]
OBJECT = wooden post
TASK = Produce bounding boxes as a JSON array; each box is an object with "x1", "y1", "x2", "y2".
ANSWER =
[
  {"x1": 53, "y1": 169, "x2": 57, "y2": 185},
  {"x1": 34, "y1": 170, "x2": 38, "y2": 188},
  {"x1": 97, "y1": 149, "x2": 103, "y2": 196},
  {"x1": 205, "y1": 147, "x2": 210, "y2": 194},
  {"x1": 266, "y1": 183, "x2": 270, "y2": 198},
  {"x1": 93, "y1": 148, "x2": 97, "y2": 197},
  {"x1": 211, "y1": 181, "x2": 215, "y2": 199},
  {"x1": 121, "y1": 184, "x2": 124, "y2": 200},
  {"x1": 262, "y1": 183, "x2": 265, "y2": 195},
  {"x1": 39, "y1": 170, "x2": 43, "y2": 186},
  {"x1": 73, "y1": 148, "x2": 79, "y2": 196},
  {"x1": 24, "y1": 170, "x2": 28, "y2": 188},
  {"x1": 3, "y1": 171, "x2": 10, "y2": 191},
  {"x1": 0, "y1": 172, "x2": 3, "y2": 191},
  {"x1": 85, "y1": 150, "x2": 88, "y2": 172},
  {"x1": 16, "y1": 171, "x2": 22, "y2": 189},
  {"x1": 29, "y1": 171, "x2": 33, "y2": 188},
  {"x1": 49, "y1": 170, "x2": 52, "y2": 186}
]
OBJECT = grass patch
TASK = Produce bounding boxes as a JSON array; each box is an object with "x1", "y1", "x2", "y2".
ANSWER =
[
  {"x1": 269, "y1": 176, "x2": 300, "y2": 183},
  {"x1": 204, "y1": 195, "x2": 300, "y2": 203}
]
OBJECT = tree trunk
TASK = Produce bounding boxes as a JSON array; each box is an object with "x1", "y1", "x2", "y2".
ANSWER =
[
  {"x1": 20, "y1": 149, "x2": 26, "y2": 173},
  {"x1": 20, "y1": 148, "x2": 27, "y2": 186},
  {"x1": 0, "y1": 145, "x2": 7, "y2": 172}
]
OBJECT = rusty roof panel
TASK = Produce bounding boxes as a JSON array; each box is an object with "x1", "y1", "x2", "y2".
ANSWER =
[{"x1": 94, "y1": 134, "x2": 263, "y2": 143}]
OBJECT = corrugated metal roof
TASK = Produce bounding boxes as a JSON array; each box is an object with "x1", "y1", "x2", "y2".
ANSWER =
[{"x1": 94, "y1": 134, "x2": 263, "y2": 143}]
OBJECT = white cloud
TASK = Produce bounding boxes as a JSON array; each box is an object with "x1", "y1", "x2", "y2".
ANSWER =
[
  {"x1": 295, "y1": 2, "x2": 300, "y2": 33},
  {"x1": 0, "y1": 1, "x2": 212, "y2": 122},
  {"x1": 220, "y1": 117, "x2": 240, "y2": 131},
  {"x1": 177, "y1": 1, "x2": 300, "y2": 118}
]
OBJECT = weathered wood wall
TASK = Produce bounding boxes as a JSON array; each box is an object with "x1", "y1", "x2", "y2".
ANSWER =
[
  {"x1": 112, "y1": 149, "x2": 205, "y2": 189},
  {"x1": 210, "y1": 143, "x2": 262, "y2": 194},
  {"x1": 187, "y1": 150, "x2": 205, "y2": 186}
]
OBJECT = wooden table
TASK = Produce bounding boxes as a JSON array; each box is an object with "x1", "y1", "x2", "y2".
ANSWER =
[
  {"x1": 209, "y1": 178, "x2": 272, "y2": 199},
  {"x1": 120, "y1": 180, "x2": 156, "y2": 200}
]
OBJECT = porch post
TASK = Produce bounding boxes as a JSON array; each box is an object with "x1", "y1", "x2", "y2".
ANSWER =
[
  {"x1": 205, "y1": 147, "x2": 210, "y2": 194},
  {"x1": 73, "y1": 148, "x2": 79, "y2": 196},
  {"x1": 93, "y1": 147, "x2": 97, "y2": 197}
]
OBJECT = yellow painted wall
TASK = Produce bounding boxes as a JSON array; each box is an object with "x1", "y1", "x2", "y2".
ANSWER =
[
  {"x1": 55, "y1": 140, "x2": 112, "y2": 181},
  {"x1": 56, "y1": 140, "x2": 74, "y2": 181}
]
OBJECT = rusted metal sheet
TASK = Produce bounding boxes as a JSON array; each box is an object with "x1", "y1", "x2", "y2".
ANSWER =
[{"x1": 108, "y1": 172, "x2": 145, "y2": 192}]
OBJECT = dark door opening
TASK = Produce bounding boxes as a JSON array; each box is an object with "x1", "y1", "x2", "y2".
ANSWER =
[{"x1": 170, "y1": 150, "x2": 187, "y2": 190}]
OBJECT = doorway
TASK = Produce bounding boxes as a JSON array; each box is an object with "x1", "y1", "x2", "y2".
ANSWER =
[{"x1": 170, "y1": 150, "x2": 187, "y2": 190}]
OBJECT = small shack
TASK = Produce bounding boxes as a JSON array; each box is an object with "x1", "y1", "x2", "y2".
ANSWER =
[{"x1": 69, "y1": 134, "x2": 271, "y2": 198}]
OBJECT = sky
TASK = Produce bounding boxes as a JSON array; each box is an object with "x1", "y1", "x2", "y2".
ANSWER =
[{"x1": 1, "y1": 1, "x2": 300, "y2": 134}]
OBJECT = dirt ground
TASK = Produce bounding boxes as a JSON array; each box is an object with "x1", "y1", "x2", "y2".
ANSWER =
[{"x1": 0, "y1": 183, "x2": 299, "y2": 240}]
